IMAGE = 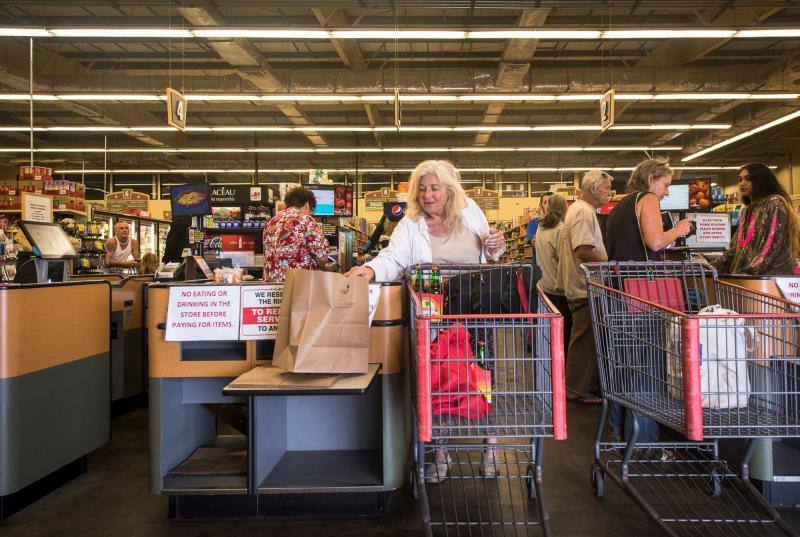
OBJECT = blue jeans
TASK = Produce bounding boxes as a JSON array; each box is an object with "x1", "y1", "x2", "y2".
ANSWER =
[{"x1": 609, "y1": 402, "x2": 659, "y2": 442}]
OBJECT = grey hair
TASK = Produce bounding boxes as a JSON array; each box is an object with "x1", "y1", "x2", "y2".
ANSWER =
[
  {"x1": 581, "y1": 169, "x2": 612, "y2": 193},
  {"x1": 626, "y1": 159, "x2": 672, "y2": 193}
]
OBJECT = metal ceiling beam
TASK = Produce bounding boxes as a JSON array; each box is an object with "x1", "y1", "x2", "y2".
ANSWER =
[
  {"x1": 474, "y1": 8, "x2": 550, "y2": 147},
  {"x1": 0, "y1": 39, "x2": 171, "y2": 147},
  {"x1": 178, "y1": 3, "x2": 328, "y2": 148},
  {"x1": 312, "y1": 8, "x2": 367, "y2": 70}
]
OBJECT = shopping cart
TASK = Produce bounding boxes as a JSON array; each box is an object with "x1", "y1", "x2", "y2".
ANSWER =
[
  {"x1": 408, "y1": 263, "x2": 567, "y2": 537},
  {"x1": 585, "y1": 260, "x2": 800, "y2": 537}
]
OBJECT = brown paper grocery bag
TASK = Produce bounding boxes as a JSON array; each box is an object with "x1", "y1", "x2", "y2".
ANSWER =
[{"x1": 273, "y1": 269, "x2": 370, "y2": 374}]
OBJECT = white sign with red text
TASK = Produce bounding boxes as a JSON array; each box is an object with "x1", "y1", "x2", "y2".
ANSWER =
[
  {"x1": 776, "y1": 278, "x2": 800, "y2": 306},
  {"x1": 166, "y1": 286, "x2": 240, "y2": 341},
  {"x1": 240, "y1": 285, "x2": 283, "y2": 340}
]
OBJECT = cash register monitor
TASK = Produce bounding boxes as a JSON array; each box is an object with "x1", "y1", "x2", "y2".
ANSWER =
[{"x1": 17, "y1": 220, "x2": 77, "y2": 259}]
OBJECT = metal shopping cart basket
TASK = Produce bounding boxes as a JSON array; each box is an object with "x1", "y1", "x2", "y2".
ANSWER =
[
  {"x1": 408, "y1": 263, "x2": 567, "y2": 537},
  {"x1": 585, "y1": 260, "x2": 800, "y2": 537}
]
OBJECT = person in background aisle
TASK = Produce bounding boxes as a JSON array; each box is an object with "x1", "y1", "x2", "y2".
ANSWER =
[
  {"x1": 527, "y1": 192, "x2": 553, "y2": 264},
  {"x1": 105, "y1": 221, "x2": 140, "y2": 268},
  {"x1": 557, "y1": 170, "x2": 612, "y2": 405},
  {"x1": 346, "y1": 159, "x2": 505, "y2": 484},
  {"x1": 262, "y1": 186, "x2": 329, "y2": 283},
  {"x1": 533, "y1": 193, "x2": 572, "y2": 356},
  {"x1": 712, "y1": 162, "x2": 800, "y2": 276},
  {"x1": 138, "y1": 253, "x2": 159, "y2": 274},
  {"x1": 605, "y1": 159, "x2": 695, "y2": 442},
  {"x1": 161, "y1": 216, "x2": 192, "y2": 264}
]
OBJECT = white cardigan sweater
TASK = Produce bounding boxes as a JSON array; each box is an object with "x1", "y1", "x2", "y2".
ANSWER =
[{"x1": 364, "y1": 197, "x2": 505, "y2": 282}]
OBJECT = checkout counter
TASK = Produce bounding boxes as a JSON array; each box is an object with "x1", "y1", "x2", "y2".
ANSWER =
[
  {"x1": 717, "y1": 273, "x2": 800, "y2": 506},
  {"x1": 0, "y1": 280, "x2": 111, "y2": 519},
  {"x1": 146, "y1": 280, "x2": 408, "y2": 519},
  {"x1": 71, "y1": 273, "x2": 153, "y2": 412}
]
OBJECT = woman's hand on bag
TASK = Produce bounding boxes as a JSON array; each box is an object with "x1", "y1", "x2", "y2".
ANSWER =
[
  {"x1": 484, "y1": 227, "x2": 505, "y2": 254},
  {"x1": 673, "y1": 218, "x2": 694, "y2": 238},
  {"x1": 345, "y1": 265, "x2": 375, "y2": 281}
]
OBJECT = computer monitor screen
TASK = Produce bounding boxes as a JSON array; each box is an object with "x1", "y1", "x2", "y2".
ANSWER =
[
  {"x1": 18, "y1": 220, "x2": 77, "y2": 259},
  {"x1": 660, "y1": 184, "x2": 689, "y2": 211},
  {"x1": 684, "y1": 213, "x2": 731, "y2": 249},
  {"x1": 309, "y1": 185, "x2": 353, "y2": 217},
  {"x1": 170, "y1": 183, "x2": 211, "y2": 217}
]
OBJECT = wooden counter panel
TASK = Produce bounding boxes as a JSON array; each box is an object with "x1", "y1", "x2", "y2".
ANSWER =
[
  {"x1": 0, "y1": 283, "x2": 110, "y2": 379},
  {"x1": 369, "y1": 325, "x2": 406, "y2": 375},
  {"x1": 148, "y1": 287, "x2": 253, "y2": 378},
  {"x1": 373, "y1": 284, "x2": 405, "y2": 322},
  {"x1": 111, "y1": 276, "x2": 153, "y2": 331},
  {"x1": 70, "y1": 274, "x2": 124, "y2": 283}
]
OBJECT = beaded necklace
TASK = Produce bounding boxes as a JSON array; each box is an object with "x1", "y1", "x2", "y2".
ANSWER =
[{"x1": 736, "y1": 210, "x2": 755, "y2": 249}]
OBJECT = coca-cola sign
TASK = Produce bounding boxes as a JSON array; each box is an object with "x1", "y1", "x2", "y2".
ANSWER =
[{"x1": 204, "y1": 234, "x2": 257, "y2": 252}]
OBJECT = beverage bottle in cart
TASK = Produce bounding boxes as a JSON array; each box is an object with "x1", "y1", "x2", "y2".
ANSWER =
[
  {"x1": 414, "y1": 263, "x2": 428, "y2": 292},
  {"x1": 429, "y1": 265, "x2": 441, "y2": 293},
  {"x1": 476, "y1": 338, "x2": 487, "y2": 368}
]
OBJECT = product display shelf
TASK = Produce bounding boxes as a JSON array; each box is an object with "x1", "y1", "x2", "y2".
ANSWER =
[
  {"x1": 146, "y1": 281, "x2": 409, "y2": 519},
  {"x1": 1, "y1": 208, "x2": 88, "y2": 218},
  {"x1": 501, "y1": 222, "x2": 531, "y2": 263}
]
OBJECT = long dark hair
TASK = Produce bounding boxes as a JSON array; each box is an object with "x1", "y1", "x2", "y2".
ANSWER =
[
  {"x1": 741, "y1": 162, "x2": 790, "y2": 206},
  {"x1": 740, "y1": 162, "x2": 800, "y2": 261}
]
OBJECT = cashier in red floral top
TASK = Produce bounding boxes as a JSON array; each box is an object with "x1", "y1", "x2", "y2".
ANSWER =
[{"x1": 262, "y1": 186, "x2": 330, "y2": 282}]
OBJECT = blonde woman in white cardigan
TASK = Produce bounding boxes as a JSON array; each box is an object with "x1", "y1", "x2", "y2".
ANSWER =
[{"x1": 347, "y1": 160, "x2": 505, "y2": 283}]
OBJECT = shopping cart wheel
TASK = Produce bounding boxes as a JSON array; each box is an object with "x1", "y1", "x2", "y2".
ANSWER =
[
  {"x1": 591, "y1": 465, "x2": 604, "y2": 498},
  {"x1": 705, "y1": 468, "x2": 723, "y2": 498},
  {"x1": 526, "y1": 467, "x2": 537, "y2": 500}
]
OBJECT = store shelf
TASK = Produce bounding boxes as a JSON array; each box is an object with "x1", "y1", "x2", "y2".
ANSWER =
[
  {"x1": 0, "y1": 208, "x2": 87, "y2": 218},
  {"x1": 163, "y1": 436, "x2": 248, "y2": 495},
  {"x1": 257, "y1": 450, "x2": 382, "y2": 494},
  {"x1": 206, "y1": 227, "x2": 265, "y2": 234}
]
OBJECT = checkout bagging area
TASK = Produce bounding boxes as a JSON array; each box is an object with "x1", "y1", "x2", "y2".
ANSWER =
[{"x1": 146, "y1": 278, "x2": 408, "y2": 518}]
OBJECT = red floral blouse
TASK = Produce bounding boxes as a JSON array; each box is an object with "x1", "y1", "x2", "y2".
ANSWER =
[{"x1": 262, "y1": 207, "x2": 329, "y2": 282}]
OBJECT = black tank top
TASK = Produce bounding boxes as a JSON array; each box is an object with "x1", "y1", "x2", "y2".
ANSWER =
[{"x1": 605, "y1": 191, "x2": 662, "y2": 262}]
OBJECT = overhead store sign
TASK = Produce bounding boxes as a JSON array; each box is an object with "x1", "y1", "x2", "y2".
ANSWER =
[
  {"x1": 167, "y1": 87, "x2": 188, "y2": 132},
  {"x1": 600, "y1": 89, "x2": 615, "y2": 131},
  {"x1": 209, "y1": 185, "x2": 271, "y2": 205},
  {"x1": 465, "y1": 187, "x2": 500, "y2": 210},
  {"x1": 105, "y1": 189, "x2": 150, "y2": 213},
  {"x1": 364, "y1": 187, "x2": 400, "y2": 211}
]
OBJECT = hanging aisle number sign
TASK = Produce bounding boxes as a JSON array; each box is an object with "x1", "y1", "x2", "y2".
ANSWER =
[
  {"x1": 167, "y1": 87, "x2": 188, "y2": 132},
  {"x1": 600, "y1": 88, "x2": 615, "y2": 132}
]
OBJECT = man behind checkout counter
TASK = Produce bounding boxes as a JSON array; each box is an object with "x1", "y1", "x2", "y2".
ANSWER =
[{"x1": 104, "y1": 221, "x2": 140, "y2": 268}]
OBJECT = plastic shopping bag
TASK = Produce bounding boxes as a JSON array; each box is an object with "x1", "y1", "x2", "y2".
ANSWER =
[{"x1": 429, "y1": 323, "x2": 492, "y2": 419}]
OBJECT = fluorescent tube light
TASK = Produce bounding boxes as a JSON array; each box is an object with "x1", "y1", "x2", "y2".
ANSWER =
[
  {"x1": 603, "y1": 30, "x2": 735, "y2": 39},
  {"x1": 0, "y1": 28, "x2": 51, "y2": 37},
  {"x1": 193, "y1": 29, "x2": 328, "y2": 39},
  {"x1": 736, "y1": 29, "x2": 800, "y2": 38},
  {"x1": 467, "y1": 30, "x2": 601, "y2": 39},
  {"x1": 682, "y1": 109, "x2": 800, "y2": 162},
  {"x1": 331, "y1": 30, "x2": 467, "y2": 39},
  {"x1": 51, "y1": 28, "x2": 192, "y2": 38}
]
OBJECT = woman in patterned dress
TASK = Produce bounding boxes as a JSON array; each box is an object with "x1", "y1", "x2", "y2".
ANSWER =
[
  {"x1": 713, "y1": 163, "x2": 800, "y2": 276},
  {"x1": 262, "y1": 187, "x2": 329, "y2": 282}
]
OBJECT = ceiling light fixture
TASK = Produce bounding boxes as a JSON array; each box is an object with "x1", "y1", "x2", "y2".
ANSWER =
[
  {"x1": 0, "y1": 27, "x2": 52, "y2": 37},
  {"x1": 50, "y1": 28, "x2": 193, "y2": 38},
  {"x1": 0, "y1": 92, "x2": 796, "y2": 103},
  {"x1": 193, "y1": 29, "x2": 328, "y2": 39},
  {"x1": 603, "y1": 30, "x2": 736, "y2": 39},
  {"x1": 0, "y1": 124, "x2": 729, "y2": 133},
  {"x1": 682, "y1": 109, "x2": 800, "y2": 162},
  {"x1": 51, "y1": 165, "x2": 771, "y2": 175},
  {"x1": 3, "y1": 145, "x2": 682, "y2": 155},
  {"x1": 467, "y1": 30, "x2": 601, "y2": 39}
]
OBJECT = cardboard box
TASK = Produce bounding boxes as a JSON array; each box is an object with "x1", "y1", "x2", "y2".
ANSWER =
[{"x1": 18, "y1": 180, "x2": 43, "y2": 194}]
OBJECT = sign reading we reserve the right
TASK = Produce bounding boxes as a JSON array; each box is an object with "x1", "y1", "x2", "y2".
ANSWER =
[{"x1": 240, "y1": 285, "x2": 283, "y2": 340}]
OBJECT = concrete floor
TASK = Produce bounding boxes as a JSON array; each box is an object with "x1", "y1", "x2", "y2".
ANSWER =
[{"x1": 2, "y1": 403, "x2": 800, "y2": 537}]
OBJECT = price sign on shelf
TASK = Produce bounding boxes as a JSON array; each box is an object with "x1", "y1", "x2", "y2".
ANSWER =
[{"x1": 240, "y1": 285, "x2": 283, "y2": 340}]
